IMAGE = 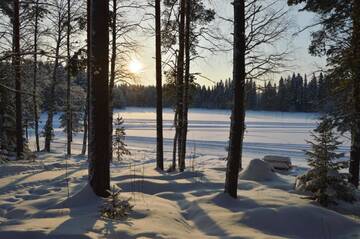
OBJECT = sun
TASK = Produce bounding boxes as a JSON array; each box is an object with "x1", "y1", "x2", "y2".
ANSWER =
[{"x1": 128, "y1": 59, "x2": 143, "y2": 74}]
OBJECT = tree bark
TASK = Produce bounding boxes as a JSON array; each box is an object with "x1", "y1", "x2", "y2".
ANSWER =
[
  {"x1": 81, "y1": 105, "x2": 88, "y2": 155},
  {"x1": 155, "y1": 0, "x2": 164, "y2": 170},
  {"x1": 349, "y1": 0, "x2": 360, "y2": 188},
  {"x1": 83, "y1": 0, "x2": 91, "y2": 156},
  {"x1": 13, "y1": 0, "x2": 23, "y2": 158},
  {"x1": 109, "y1": 0, "x2": 117, "y2": 162},
  {"x1": 224, "y1": 0, "x2": 246, "y2": 198},
  {"x1": 172, "y1": 110, "x2": 178, "y2": 170},
  {"x1": 176, "y1": 0, "x2": 186, "y2": 172},
  {"x1": 179, "y1": 0, "x2": 191, "y2": 166},
  {"x1": 88, "y1": 0, "x2": 111, "y2": 197},
  {"x1": 33, "y1": 0, "x2": 40, "y2": 152},
  {"x1": 66, "y1": 0, "x2": 72, "y2": 156}
]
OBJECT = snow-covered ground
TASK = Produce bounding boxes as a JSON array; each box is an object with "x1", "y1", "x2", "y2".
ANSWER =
[{"x1": 1, "y1": 107, "x2": 359, "y2": 238}]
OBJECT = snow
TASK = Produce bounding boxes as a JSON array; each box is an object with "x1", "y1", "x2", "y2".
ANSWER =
[
  {"x1": 263, "y1": 155, "x2": 292, "y2": 170},
  {"x1": 238, "y1": 159, "x2": 280, "y2": 182},
  {"x1": 30, "y1": 107, "x2": 342, "y2": 168},
  {"x1": 1, "y1": 107, "x2": 359, "y2": 238}
]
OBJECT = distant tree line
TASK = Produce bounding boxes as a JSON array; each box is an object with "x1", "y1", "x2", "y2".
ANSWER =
[{"x1": 113, "y1": 72, "x2": 332, "y2": 113}]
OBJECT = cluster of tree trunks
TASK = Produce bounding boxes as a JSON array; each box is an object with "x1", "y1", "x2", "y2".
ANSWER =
[{"x1": 172, "y1": 0, "x2": 191, "y2": 172}]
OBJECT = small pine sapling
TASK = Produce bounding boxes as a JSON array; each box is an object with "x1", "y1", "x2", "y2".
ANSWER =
[
  {"x1": 113, "y1": 115, "x2": 130, "y2": 161},
  {"x1": 0, "y1": 152, "x2": 7, "y2": 164},
  {"x1": 100, "y1": 185, "x2": 133, "y2": 220},
  {"x1": 191, "y1": 143, "x2": 196, "y2": 173},
  {"x1": 296, "y1": 117, "x2": 355, "y2": 206}
]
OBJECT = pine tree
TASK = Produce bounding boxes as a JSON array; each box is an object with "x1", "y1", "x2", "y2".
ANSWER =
[
  {"x1": 66, "y1": 0, "x2": 72, "y2": 156},
  {"x1": 173, "y1": 0, "x2": 186, "y2": 172},
  {"x1": 296, "y1": 117, "x2": 355, "y2": 206},
  {"x1": 155, "y1": 0, "x2": 163, "y2": 170},
  {"x1": 225, "y1": 0, "x2": 246, "y2": 199},
  {"x1": 0, "y1": 63, "x2": 17, "y2": 157},
  {"x1": 13, "y1": 0, "x2": 23, "y2": 159},
  {"x1": 43, "y1": 0, "x2": 68, "y2": 152},
  {"x1": 88, "y1": 0, "x2": 111, "y2": 197},
  {"x1": 112, "y1": 115, "x2": 130, "y2": 161},
  {"x1": 100, "y1": 185, "x2": 133, "y2": 220}
]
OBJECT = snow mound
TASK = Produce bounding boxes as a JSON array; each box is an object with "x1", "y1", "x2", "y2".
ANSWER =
[
  {"x1": 239, "y1": 159, "x2": 279, "y2": 182},
  {"x1": 54, "y1": 183, "x2": 102, "y2": 208},
  {"x1": 263, "y1": 155, "x2": 292, "y2": 170}
]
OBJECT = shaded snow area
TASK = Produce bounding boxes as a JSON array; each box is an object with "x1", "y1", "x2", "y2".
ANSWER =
[
  {"x1": 0, "y1": 107, "x2": 359, "y2": 238},
  {"x1": 0, "y1": 152, "x2": 359, "y2": 238}
]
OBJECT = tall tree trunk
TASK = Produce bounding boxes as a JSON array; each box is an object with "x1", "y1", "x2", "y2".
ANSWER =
[
  {"x1": 66, "y1": 0, "x2": 72, "y2": 156},
  {"x1": 82, "y1": 0, "x2": 91, "y2": 156},
  {"x1": 155, "y1": 0, "x2": 164, "y2": 170},
  {"x1": 44, "y1": 34, "x2": 61, "y2": 152},
  {"x1": 224, "y1": 0, "x2": 246, "y2": 198},
  {"x1": 350, "y1": 0, "x2": 360, "y2": 188},
  {"x1": 88, "y1": 0, "x2": 111, "y2": 197},
  {"x1": 109, "y1": 0, "x2": 117, "y2": 162},
  {"x1": 13, "y1": 0, "x2": 23, "y2": 158},
  {"x1": 33, "y1": 0, "x2": 40, "y2": 152},
  {"x1": 81, "y1": 105, "x2": 88, "y2": 155},
  {"x1": 179, "y1": 0, "x2": 191, "y2": 166},
  {"x1": 176, "y1": 0, "x2": 186, "y2": 172},
  {"x1": 172, "y1": 110, "x2": 178, "y2": 170}
]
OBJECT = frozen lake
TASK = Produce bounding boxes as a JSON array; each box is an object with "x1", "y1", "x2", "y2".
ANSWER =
[
  {"x1": 30, "y1": 107, "x2": 350, "y2": 168},
  {"x1": 116, "y1": 108, "x2": 319, "y2": 164}
]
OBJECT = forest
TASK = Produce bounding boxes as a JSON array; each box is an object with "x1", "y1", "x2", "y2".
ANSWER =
[
  {"x1": 115, "y1": 72, "x2": 332, "y2": 112},
  {"x1": 0, "y1": 0, "x2": 360, "y2": 238}
]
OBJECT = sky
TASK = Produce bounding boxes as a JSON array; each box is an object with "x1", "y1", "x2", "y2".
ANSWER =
[{"x1": 129, "y1": 0, "x2": 326, "y2": 86}]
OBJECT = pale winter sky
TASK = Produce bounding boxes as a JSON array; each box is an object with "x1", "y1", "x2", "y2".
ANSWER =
[{"x1": 129, "y1": 0, "x2": 326, "y2": 86}]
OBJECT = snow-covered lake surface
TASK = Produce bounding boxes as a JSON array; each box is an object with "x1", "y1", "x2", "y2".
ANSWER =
[
  {"x1": 32, "y1": 107, "x2": 349, "y2": 169},
  {"x1": 117, "y1": 108, "x2": 322, "y2": 164}
]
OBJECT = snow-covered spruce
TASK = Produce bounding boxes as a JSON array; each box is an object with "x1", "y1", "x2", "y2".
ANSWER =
[
  {"x1": 295, "y1": 117, "x2": 356, "y2": 206},
  {"x1": 100, "y1": 185, "x2": 133, "y2": 220},
  {"x1": 113, "y1": 115, "x2": 130, "y2": 161}
]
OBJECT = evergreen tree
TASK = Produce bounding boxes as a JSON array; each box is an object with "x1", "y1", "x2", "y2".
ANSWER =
[
  {"x1": 277, "y1": 77, "x2": 287, "y2": 111},
  {"x1": 112, "y1": 115, "x2": 130, "y2": 161},
  {"x1": 288, "y1": 0, "x2": 360, "y2": 188},
  {"x1": 0, "y1": 63, "x2": 17, "y2": 157},
  {"x1": 296, "y1": 117, "x2": 355, "y2": 206},
  {"x1": 307, "y1": 74, "x2": 318, "y2": 112}
]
